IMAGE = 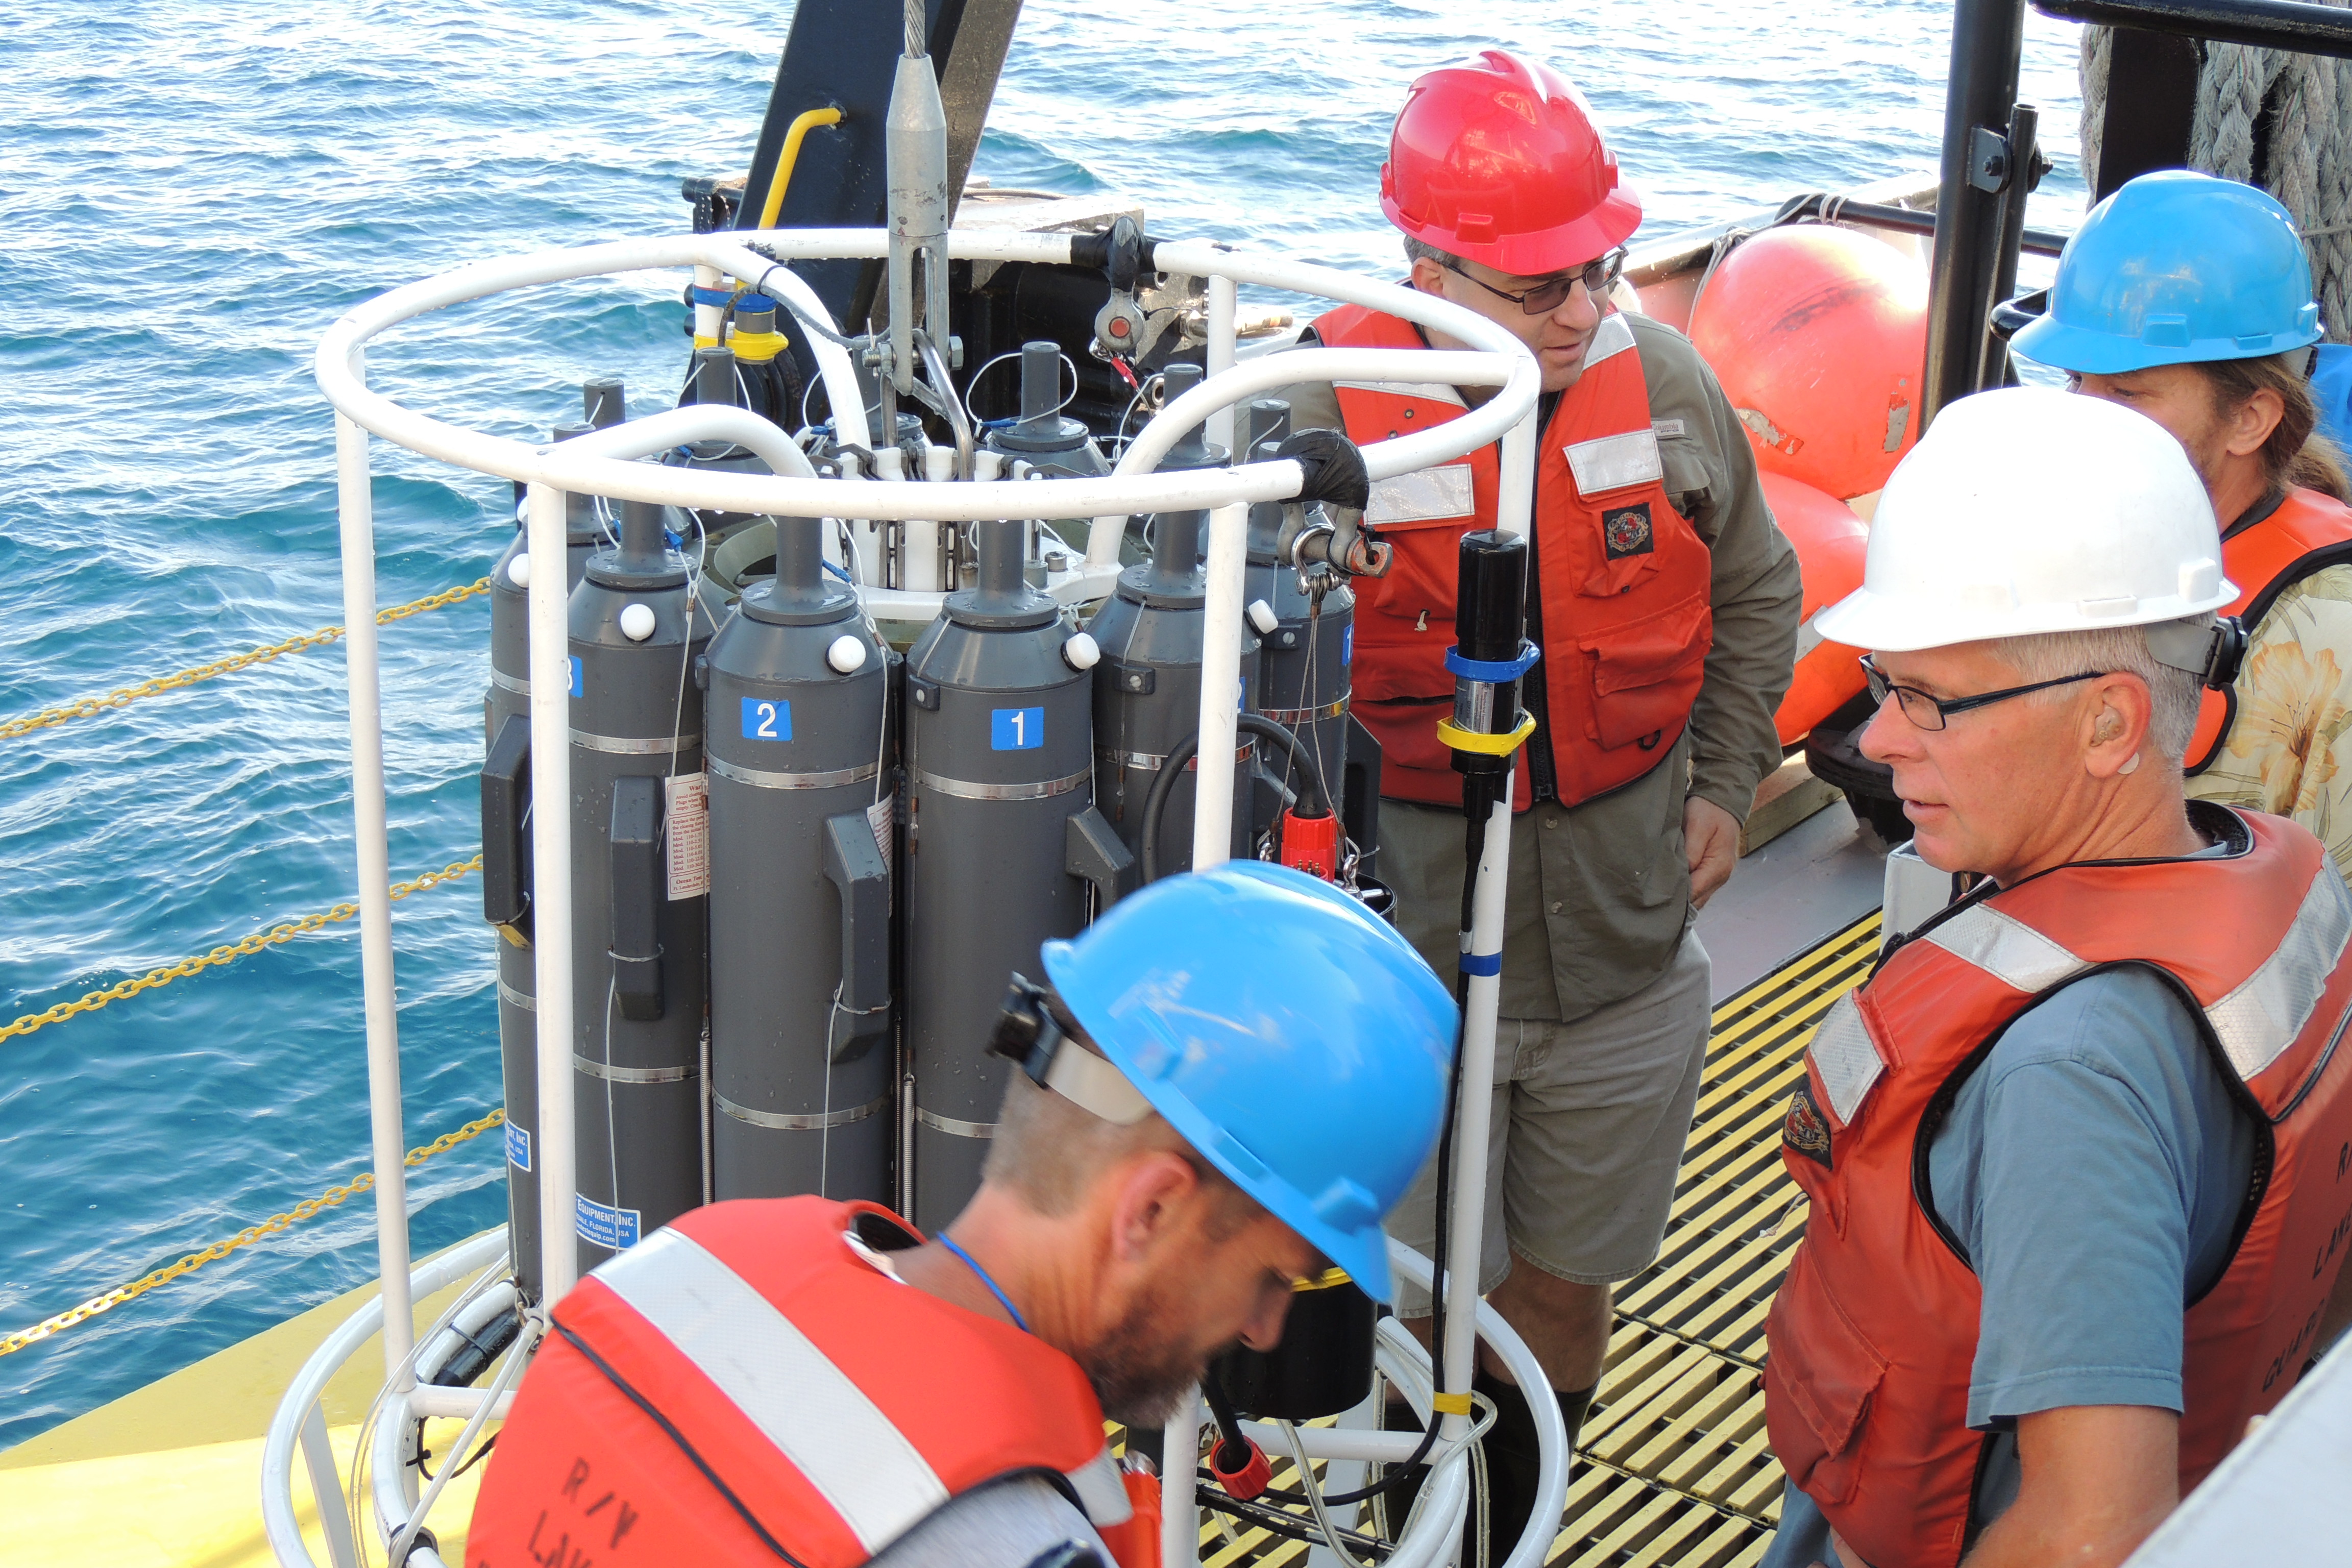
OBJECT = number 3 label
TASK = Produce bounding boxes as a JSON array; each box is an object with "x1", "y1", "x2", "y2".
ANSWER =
[
  {"x1": 742, "y1": 697, "x2": 791, "y2": 741},
  {"x1": 991, "y1": 707, "x2": 1043, "y2": 750}
]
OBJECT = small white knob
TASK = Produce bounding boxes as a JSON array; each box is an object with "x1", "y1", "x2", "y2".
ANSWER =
[
  {"x1": 923, "y1": 445, "x2": 956, "y2": 483},
  {"x1": 618, "y1": 603, "x2": 657, "y2": 642},
  {"x1": 827, "y1": 634, "x2": 868, "y2": 674},
  {"x1": 507, "y1": 553, "x2": 532, "y2": 588},
  {"x1": 1246, "y1": 598, "x2": 1280, "y2": 635},
  {"x1": 1062, "y1": 631, "x2": 1101, "y2": 672}
]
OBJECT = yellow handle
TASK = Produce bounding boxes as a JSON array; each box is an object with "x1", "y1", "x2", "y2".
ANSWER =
[
  {"x1": 756, "y1": 106, "x2": 845, "y2": 231},
  {"x1": 1436, "y1": 713, "x2": 1538, "y2": 757}
]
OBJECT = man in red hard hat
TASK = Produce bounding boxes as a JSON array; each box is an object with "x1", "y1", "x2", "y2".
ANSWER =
[{"x1": 1274, "y1": 48, "x2": 1800, "y2": 1550}]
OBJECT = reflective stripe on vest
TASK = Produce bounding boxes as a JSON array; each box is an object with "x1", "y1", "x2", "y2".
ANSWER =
[
  {"x1": 1762, "y1": 810, "x2": 2352, "y2": 1568},
  {"x1": 1315, "y1": 300, "x2": 1712, "y2": 811},
  {"x1": 597, "y1": 1228, "x2": 950, "y2": 1554}
]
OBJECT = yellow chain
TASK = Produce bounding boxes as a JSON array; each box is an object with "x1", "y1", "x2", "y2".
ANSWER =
[
  {"x1": 0, "y1": 1109, "x2": 508, "y2": 1358},
  {"x1": 0, "y1": 578, "x2": 494, "y2": 742},
  {"x1": 0, "y1": 856, "x2": 484, "y2": 1044}
]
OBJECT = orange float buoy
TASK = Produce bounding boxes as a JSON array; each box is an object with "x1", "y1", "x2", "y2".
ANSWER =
[
  {"x1": 1688, "y1": 225, "x2": 1929, "y2": 501},
  {"x1": 1761, "y1": 470, "x2": 1871, "y2": 745}
]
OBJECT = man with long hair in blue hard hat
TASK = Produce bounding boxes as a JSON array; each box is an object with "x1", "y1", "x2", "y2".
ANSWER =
[
  {"x1": 2013, "y1": 169, "x2": 2352, "y2": 878},
  {"x1": 464, "y1": 862, "x2": 1458, "y2": 1568}
]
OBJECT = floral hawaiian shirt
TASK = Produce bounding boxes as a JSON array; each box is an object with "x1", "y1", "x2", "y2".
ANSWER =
[{"x1": 2187, "y1": 564, "x2": 2352, "y2": 877}]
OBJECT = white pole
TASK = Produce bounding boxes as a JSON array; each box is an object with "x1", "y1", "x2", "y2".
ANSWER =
[
  {"x1": 1190, "y1": 500, "x2": 1250, "y2": 870},
  {"x1": 1206, "y1": 272, "x2": 1237, "y2": 460},
  {"x1": 1161, "y1": 1396, "x2": 1200, "y2": 1567},
  {"x1": 335, "y1": 383, "x2": 414, "y2": 1385},
  {"x1": 525, "y1": 481, "x2": 578, "y2": 1305},
  {"x1": 1440, "y1": 781, "x2": 1514, "y2": 1443}
]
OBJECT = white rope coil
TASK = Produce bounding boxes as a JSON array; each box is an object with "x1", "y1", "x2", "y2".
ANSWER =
[{"x1": 2079, "y1": 11, "x2": 2352, "y2": 342}]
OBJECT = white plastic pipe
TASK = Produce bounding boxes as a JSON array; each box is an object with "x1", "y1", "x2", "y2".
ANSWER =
[
  {"x1": 1162, "y1": 1395, "x2": 1200, "y2": 1565},
  {"x1": 261, "y1": 1230, "x2": 508, "y2": 1568},
  {"x1": 333, "y1": 387, "x2": 414, "y2": 1386},
  {"x1": 1206, "y1": 271, "x2": 1237, "y2": 459},
  {"x1": 561, "y1": 404, "x2": 819, "y2": 479},
  {"x1": 524, "y1": 481, "x2": 578, "y2": 1308},
  {"x1": 1190, "y1": 500, "x2": 1250, "y2": 870},
  {"x1": 1440, "y1": 786, "x2": 1513, "y2": 1446}
]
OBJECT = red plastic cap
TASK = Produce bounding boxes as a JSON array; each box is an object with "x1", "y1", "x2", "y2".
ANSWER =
[
  {"x1": 1210, "y1": 1436, "x2": 1273, "y2": 1502},
  {"x1": 1380, "y1": 50, "x2": 1642, "y2": 278},
  {"x1": 1279, "y1": 809, "x2": 1342, "y2": 881}
]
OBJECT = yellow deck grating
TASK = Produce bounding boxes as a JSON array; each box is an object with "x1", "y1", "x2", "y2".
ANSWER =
[
  {"x1": 1552, "y1": 911, "x2": 1880, "y2": 1568},
  {"x1": 1166, "y1": 912, "x2": 1881, "y2": 1561},
  {"x1": 1169, "y1": 911, "x2": 1882, "y2": 1566}
]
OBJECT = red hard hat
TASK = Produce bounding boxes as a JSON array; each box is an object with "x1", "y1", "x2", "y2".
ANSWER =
[{"x1": 1380, "y1": 50, "x2": 1642, "y2": 277}]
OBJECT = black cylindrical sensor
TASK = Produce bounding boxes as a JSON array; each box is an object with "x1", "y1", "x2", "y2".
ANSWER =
[{"x1": 1452, "y1": 530, "x2": 1529, "y2": 777}]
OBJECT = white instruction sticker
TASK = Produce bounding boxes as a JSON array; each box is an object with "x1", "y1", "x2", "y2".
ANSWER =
[
  {"x1": 665, "y1": 771, "x2": 709, "y2": 900},
  {"x1": 868, "y1": 792, "x2": 896, "y2": 914}
]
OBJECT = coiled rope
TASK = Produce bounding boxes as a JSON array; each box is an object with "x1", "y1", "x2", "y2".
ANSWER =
[
  {"x1": 0, "y1": 1109, "x2": 507, "y2": 1359},
  {"x1": 2079, "y1": 11, "x2": 2352, "y2": 343},
  {"x1": 0, "y1": 577, "x2": 492, "y2": 742},
  {"x1": 0, "y1": 855, "x2": 483, "y2": 1044}
]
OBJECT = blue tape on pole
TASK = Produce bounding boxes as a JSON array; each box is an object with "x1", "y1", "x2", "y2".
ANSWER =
[
  {"x1": 1444, "y1": 641, "x2": 1541, "y2": 683},
  {"x1": 690, "y1": 285, "x2": 738, "y2": 307},
  {"x1": 1458, "y1": 951, "x2": 1502, "y2": 976}
]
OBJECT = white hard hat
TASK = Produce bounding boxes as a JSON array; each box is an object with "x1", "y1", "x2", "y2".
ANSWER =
[{"x1": 1814, "y1": 385, "x2": 2233, "y2": 652}]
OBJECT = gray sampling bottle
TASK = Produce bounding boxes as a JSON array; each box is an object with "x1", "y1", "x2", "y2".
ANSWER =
[
  {"x1": 703, "y1": 513, "x2": 896, "y2": 1204},
  {"x1": 567, "y1": 494, "x2": 717, "y2": 1273},
  {"x1": 1088, "y1": 363, "x2": 1258, "y2": 875},
  {"x1": 901, "y1": 514, "x2": 1130, "y2": 1228}
]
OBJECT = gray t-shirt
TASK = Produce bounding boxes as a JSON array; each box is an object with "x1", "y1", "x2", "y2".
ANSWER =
[{"x1": 1765, "y1": 920, "x2": 2257, "y2": 1565}]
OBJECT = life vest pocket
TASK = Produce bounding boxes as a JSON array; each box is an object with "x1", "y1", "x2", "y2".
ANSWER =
[
  {"x1": 1763, "y1": 1242, "x2": 1888, "y2": 1509},
  {"x1": 1576, "y1": 590, "x2": 1712, "y2": 750}
]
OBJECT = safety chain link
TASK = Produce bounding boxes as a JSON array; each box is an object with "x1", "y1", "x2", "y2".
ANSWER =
[
  {"x1": 0, "y1": 577, "x2": 493, "y2": 742},
  {"x1": 0, "y1": 1109, "x2": 508, "y2": 1358},
  {"x1": 0, "y1": 855, "x2": 485, "y2": 1044}
]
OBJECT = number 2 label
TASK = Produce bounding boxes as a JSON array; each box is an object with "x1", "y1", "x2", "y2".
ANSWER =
[{"x1": 742, "y1": 697, "x2": 792, "y2": 741}]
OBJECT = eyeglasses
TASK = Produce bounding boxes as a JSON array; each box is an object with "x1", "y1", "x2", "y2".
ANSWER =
[
  {"x1": 1443, "y1": 249, "x2": 1627, "y2": 316},
  {"x1": 1860, "y1": 655, "x2": 2106, "y2": 732}
]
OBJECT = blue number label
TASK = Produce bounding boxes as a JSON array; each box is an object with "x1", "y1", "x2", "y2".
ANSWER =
[
  {"x1": 1343, "y1": 625, "x2": 1354, "y2": 667},
  {"x1": 991, "y1": 706, "x2": 1044, "y2": 750},
  {"x1": 568, "y1": 655, "x2": 583, "y2": 698},
  {"x1": 742, "y1": 697, "x2": 792, "y2": 741}
]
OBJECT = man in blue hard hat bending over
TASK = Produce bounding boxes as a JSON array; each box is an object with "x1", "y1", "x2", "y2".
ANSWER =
[
  {"x1": 467, "y1": 863, "x2": 1458, "y2": 1568},
  {"x1": 2014, "y1": 168, "x2": 2352, "y2": 877}
]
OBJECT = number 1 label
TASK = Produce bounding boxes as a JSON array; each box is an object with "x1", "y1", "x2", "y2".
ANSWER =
[{"x1": 992, "y1": 707, "x2": 1044, "y2": 750}]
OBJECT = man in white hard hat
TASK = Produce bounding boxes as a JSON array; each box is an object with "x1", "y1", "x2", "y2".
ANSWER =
[{"x1": 1756, "y1": 387, "x2": 2352, "y2": 1568}]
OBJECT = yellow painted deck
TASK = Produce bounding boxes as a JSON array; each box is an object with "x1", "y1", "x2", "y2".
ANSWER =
[
  {"x1": 1, "y1": 915, "x2": 1878, "y2": 1568},
  {"x1": 1, "y1": 1257, "x2": 501, "y2": 1567}
]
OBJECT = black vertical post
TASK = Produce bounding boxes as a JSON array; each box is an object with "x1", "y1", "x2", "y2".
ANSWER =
[
  {"x1": 1981, "y1": 102, "x2": 2041, "y2": 391},
  {"x1": 1924, "y1": 0, "x2": 2028, "y2": 429}
]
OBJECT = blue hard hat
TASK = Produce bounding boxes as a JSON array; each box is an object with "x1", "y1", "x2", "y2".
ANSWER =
[
  {"x1": 1041, "y1": 862, "x2": 1457, "y2": 1303},
  {"x1": 2014, "y1": 170, "x2": 2322, "y2": 375}
]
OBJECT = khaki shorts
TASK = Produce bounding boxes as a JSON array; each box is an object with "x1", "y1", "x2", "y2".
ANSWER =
[{"x1": 1387, "y1": 928, "x2": 1711, "y2": 1313}]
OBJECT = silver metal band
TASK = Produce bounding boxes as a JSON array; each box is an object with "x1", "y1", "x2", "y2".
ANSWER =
[
  {"x1": 708, "y1": 754, "x2": 881, "y2": 791},
  {"x1": 575, "y1": 1055, "x2": 700, "y2": 1085},
  {"x1": 1260, "y1": 696, "x2": 1350, "y2": 724},
  {"x1": 498, "y1": 979, "x2": 535, "y2": 1012},
  {"x1": 915, "y1": 1107, "x2": 996, "y2": 1138},
  {"x1": 490, "y1": 668, "x2": 531, "y2": 696},
  {"x1": 715, "y1": 1091, "x2": 891, "y2": 1131},
  {"x1": 914, "y1": 765, "x2": 1091, "y2": 802},
  {"x1": 1097, "y1": 743, "x2": 1255, "y2": 773},
  {"x1": 571, "y1": 729, "x2": 702, "y2": 756}
]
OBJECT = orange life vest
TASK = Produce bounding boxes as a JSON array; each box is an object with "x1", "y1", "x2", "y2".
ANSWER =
[
  {"x1": 467, "y1": 1197, "x2": 1154, "y2": 1568},
  {"x1": 1315, "y1": 304, "x2": 1713, "y2": 811},
  {"x1": 2186, "y1": 485, "x2": 2352, "y2": 774},
  {"x1": 1762, "y1": 808, "x2": 2352, "y2": 1568}
]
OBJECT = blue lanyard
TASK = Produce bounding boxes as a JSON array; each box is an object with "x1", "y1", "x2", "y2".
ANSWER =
[{"x1": 937, "y1": 1232, "x2": 1029, "y2": 1333}]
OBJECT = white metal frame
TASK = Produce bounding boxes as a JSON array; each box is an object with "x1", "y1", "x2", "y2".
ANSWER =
[{"x1": 269, "y1": 225, "x2": 1552, "y2": 1568}]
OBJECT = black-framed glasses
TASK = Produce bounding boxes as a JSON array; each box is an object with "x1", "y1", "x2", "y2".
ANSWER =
[
  {"x1": 1860, "y1": 655, "x2": 2107, "y2": 732},
  {"x1": 1443, "y1": 249, "x2": 1627, "y2": 315}
]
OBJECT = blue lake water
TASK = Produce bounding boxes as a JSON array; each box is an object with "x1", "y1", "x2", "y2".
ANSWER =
[{"x1": 0, "y1": 0, "x2": 2091, "y2": 1444}]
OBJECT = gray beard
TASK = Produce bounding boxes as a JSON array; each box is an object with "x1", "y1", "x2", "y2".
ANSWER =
[{"x1": 1083, "y1": 1287, "x2": 1220, "y2": 1428}]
